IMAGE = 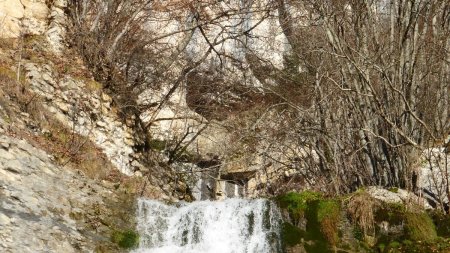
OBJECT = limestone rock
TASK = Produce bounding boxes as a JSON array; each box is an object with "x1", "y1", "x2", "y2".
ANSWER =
[
  {"x1": 0, "y1": 0, "x2": 49, "y2": 38},
  {"x1": 367, "y1": 186, "x2": 432, "y2": 209},
  {"x1": 24, "y1": 63, "x2": 137, "y2": 175}
]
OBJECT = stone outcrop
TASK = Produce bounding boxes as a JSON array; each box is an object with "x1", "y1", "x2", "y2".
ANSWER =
[
  {"x1": 0, "y1": 0, "x2": 66, "y2": 52},
  {"x1": 24, "y1": 62, "x2": 137, "y2": 175},
  {"x1": 366, "y1": 186, "x2": 432, "y2": 209},
  {"x1": 416, "y1": 145, "x2": 450, "y2": 207},
  {"x1": 0, "y1": 0, "x2": 48, "y2": 38},
  {"x1": 0, "y1": 0, "x2": 143, "y2": 175},
  {"x1": 0, "y1": 134, "x2": 135, "y2": 252}
]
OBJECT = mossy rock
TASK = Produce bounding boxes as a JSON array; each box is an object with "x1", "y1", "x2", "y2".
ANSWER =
[
  {"x1": 277, "y1": 192, "x2": 343, "y2": 252},
  {"x1": 374, "y1": 207, "x2": 439, "y2": 252},
  {"x1": 430, "y1": 212, "x2": 450, "y2": 238},
  {"x1": 317, "y1": 200, "x2": 341, "y2": 247},
  {"x1": 281, "y1": 222, "x2": 304, "y2": 247},
  {"x1": 377, "y1": 237, "x2": 450, "y2": 253},
  {"x1": 374, "y1": 202, "x2": 406, "y2": 226},
  {"x1": 404, "y1": 211, "x2": 437, "y2": 242},
  {"x1": 111, "y1": 229, "x2": 139, "y2": 249},
  {"x1": 276, "y1": 191, "x2": 322, "y2": 222}
]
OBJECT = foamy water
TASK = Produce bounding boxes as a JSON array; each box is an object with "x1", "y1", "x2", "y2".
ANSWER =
[{"x1": 132, "y1": 198, "x2": 282, "y2": 253}]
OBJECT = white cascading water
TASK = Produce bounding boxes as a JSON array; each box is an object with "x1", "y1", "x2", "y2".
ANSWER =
[{"x1": 132, "y1": 198, "x2": 282, "y2": 253}]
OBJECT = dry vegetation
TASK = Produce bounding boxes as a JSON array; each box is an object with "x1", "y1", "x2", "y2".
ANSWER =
[
  {"x1": 66, "y1": 0, "x2": 449, "y2": 198},
  {"x1": 346, "y1": 190, "x2": 377, "y2": 238}
]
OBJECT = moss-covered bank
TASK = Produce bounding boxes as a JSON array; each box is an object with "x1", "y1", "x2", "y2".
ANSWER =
[{"x1": 276, "y1": 190, "x2": 450, "y2": 253}]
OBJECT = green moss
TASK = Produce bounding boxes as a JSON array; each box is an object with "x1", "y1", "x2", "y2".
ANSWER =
[
  {"x1": 430, "y1": 212, "x2": 450, "y2": 237},
  {"x1": 388, "y1": 241, "x2": 401, "y2": 249},
  {"x1": 375, "y1": 202, "x2": 406, "y2": 226},
  {"x1": 302, "y1": 200, "x2": 332, "y2": 253},
  {"x1": 317, "y1": 200, "x2": 340, "y2": 222},
  {"x1": 281, "y1": 222, "x2": 304, "y2": 247},
  {"x1": 402, "y1": 240, "x2": 412, "y2": 246},
  {"x1": 388, "y1": 187, "x2": 399, "y2": 193},
  {"x1": 404, "y1": 212, "x2": 437, "y2": 242},
  {"x1": 111, "y1": 229, "x2": 139, "y2": 249},
  {"x1": 378, "y1": 237, "x2": 450, "y2": 253},
  {"x1": 277, "y1": 192, "x2": 343, "y2": 252},
  {"x1": 317, "y1": 200, "x2": 341, "y2": 247},
  {"x1": 378, "y1": 243, "x2": 386, "y2": 252},
  {"x1": 276, "y1": 191, "x2": 322, "y2": 222}
]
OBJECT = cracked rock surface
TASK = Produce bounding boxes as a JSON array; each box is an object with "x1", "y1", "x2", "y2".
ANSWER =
[{"x1": 0, "y1": 134, "x2": 126, "y2": 253}]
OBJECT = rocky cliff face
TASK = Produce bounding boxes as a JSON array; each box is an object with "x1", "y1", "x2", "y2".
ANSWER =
[{"x1": 0, "y1": 134, "x2": 126, "y2": 252}]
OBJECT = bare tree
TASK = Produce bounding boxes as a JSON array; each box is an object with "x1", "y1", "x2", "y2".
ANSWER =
[
  {"x1": 243, "y1": 0, "x2": 450, "y2": 194},
  {"x1": 67, "y1": 0, "x2": 449, "y2": 196}
]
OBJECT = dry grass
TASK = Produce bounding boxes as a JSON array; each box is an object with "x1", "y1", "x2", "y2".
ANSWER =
[
  {"x1": 84, "y1": 78, "x2": 103, "y2": 92},
  {"x1": 346, "y1": 189, "x2": 377, "y2": 237},
  {"x1": 34, "y1": 112, "x2": 116, "y2": 179},
  {"x1": 0, "y1": 38, "x2": 17, "y2": 51},
  {"x1": 11, "y1": 111, "x2": 117, "y2": 180}
]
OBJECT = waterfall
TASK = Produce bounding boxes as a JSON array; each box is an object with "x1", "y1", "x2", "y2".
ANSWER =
[{"x1": 132, "y1": 198, "x2": 282, "y2": 253}]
